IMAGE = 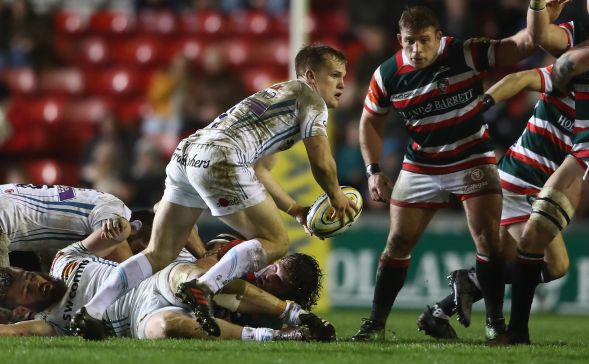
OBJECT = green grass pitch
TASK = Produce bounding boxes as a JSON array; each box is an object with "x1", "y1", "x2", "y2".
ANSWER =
[{"x1": 2, "y1": 310, "x2": 588, "y2": 364}]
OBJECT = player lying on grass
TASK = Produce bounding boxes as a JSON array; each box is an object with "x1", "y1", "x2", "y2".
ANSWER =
[
  {"x1": 0, "y1": 235, "x2": 334, "y2": 342},
  {"x1": 417, "y1": 61, "x2": 575, "y2": 340}
]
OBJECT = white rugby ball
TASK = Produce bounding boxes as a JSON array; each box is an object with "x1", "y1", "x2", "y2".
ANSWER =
[{"x1": 306, "y1": 186, "x2": 363, "y2": 239}]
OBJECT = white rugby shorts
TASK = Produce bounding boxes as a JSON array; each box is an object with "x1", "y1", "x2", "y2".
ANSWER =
[
  {"x1": 391, "y1": 164, "x2": 501, "y2": 208},
  {"x1": 163, "y1": 140, "x2": 267, "y2": 216},
  {"x1": 500, "y1": 189, "x2": 534, "y2": 226}
]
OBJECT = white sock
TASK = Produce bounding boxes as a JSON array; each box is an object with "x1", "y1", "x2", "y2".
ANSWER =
[
  {"x1": 198, "y1": 239, "x2": 267, "y2": 293},
  {"x1": 241, "y1": 327, "x2": 277, "y2": 341},
  {"x1": 85, "y1": 252, "x2": 153, "y2": 318}
]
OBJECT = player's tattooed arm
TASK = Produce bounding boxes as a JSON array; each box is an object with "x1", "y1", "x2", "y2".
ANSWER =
[{"x1": 551, "y1": 53, "x2": 575, "y2": 95}]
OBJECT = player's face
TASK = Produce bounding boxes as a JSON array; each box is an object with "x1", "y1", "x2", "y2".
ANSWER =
[
  {"x1": 310, "y1": 57, "x2": 346, "y2": 108},
  {"x1": 254, "y1": 260, "x2": 295, "y2": 300},
  {"x1": 398, "y1": 26, "x2": 442, "y2": 69},
  {"x1": 4, "y1": 268, "x2": 67, "y2": 311}
]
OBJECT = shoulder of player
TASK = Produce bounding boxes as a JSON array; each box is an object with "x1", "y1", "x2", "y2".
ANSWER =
[{"x1": 295, "y1": 80, "x2": 327, "y2": 109}]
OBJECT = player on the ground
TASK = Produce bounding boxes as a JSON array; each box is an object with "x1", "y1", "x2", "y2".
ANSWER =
[
  {"x1": 352, "y1": 2, "x2": 569, "y2": 341},
  {"x1": 490, "y1": 0, "x2": 589, "y2": 344},
  {"x1": 0, "y1": 183, "x2": 156, "y2": 269},
  {"x1": 0, "y1": 237, "x2": 332, "y2": 341},
  {"x1": 72, "y1": 43, "x2": 359, "y2": 340},
  {"x1": 417, "y1": 64, "x2": 574, "y2": 340}
]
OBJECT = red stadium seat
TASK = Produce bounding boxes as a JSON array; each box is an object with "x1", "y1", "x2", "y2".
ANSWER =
[
  {"x1": 63, "y1": 98, "x2": 111, "y2": 124},
  {"x1": 1, "y1": 68, "x2": 37, "y2": 96},
  {"x1": 113, "y1": 97, "x2": 150, "y2": 128},
  {"x1": 228, "y1": 11, "x2": 272, "y2": 36},
  {"x1": 89, "y1": 11, "x2": 135, "y2": 36},
  {"x1": 54, "y1": 11, "x2": 88, "y2": 35},
  {"x1": 273, "y1": 13, "x2": 317, "y2": 36},
  {"x1": 137, "y1": 10, "x2": 178, "y2": 35},
  {"x1": 24, "y1": 98, "x2": 67, "y2": 124},
  {"x1": 111, "y1": 37, "x2": 162, "y2": 67},
  {"x1": 26, "y1": 159, "x2": 81, "y2": 186},
  {"x1": 84, "y1": 68, "x2": 149, "y2": 97},
  {"x1": 179, "y1": 10, "x2": 227, "y2": 37},
  {"x1": 39, "y1": 68, "x2": 85, "y2": 96},
  {"x1": 77, "y1": 36, "x2": 112, "y2": 66},
  {"x1": 241, "y1": 66, "x2": 287, "y2": 94},
  {"x1": 316, "y1": 10, "x2": 348, "y2": 36},
  {"x1": 163, "y1": 38, "x2": 207, "y2": 64},
  {"x1": 222, "y1": 38, "x2": 255, "y2": 68},
  {"x1": 253, "y1": 38, "x2": 289, "y2": 67}
]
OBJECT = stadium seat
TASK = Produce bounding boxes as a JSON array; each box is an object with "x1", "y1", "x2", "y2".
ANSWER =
[
  {"x1": 77, "y1": 36, "x2": 112, "y2": 66},
  {"x1": 179, "y1": 10, "x2": 226, "y2": 37},
  {"x1": 84, "y1": 68, "x2": 149, "y2": 97},
  {"x1": 163, "y1": 38, "x2": 206, "y2": 64},
  {"x1": 24, "y1": 98, "x2": 67, "y2": 124},
  {"x1": 1, "y1": 68, "x2": 37, "y2": 96},
  {"x1": 241, "y1": 66, "x2": 287, "y2": 94},
  {"x1": 89, "y1": 11, "x2": 135, "y2": 36},
  {"x1": 63, "y1": 98, "x2": 111, "y2": 124},
  {"x1": 222, "y1": 38, "x2": 255, "y2": 68},
  {"x1": 272, "y1": 13, "x2": 317, "y2": 36},
  {"x1": 111, "y1": 37, "x2": 162, "y2": 67},
  {"x1": 228, "y1": 11, "x2": 272, "y2": 36},
  {"x1": 25, "y1": 159, "x2": 81, "y2": 186},
  {"x1": 113, "y1": 97, "x2": 149, "y2": 128},
  {"x1": 137, "y1": 10, "x2": 178, "y2": 36},
  {"x1": 54, "y1": 11, "x2": 88, "y2": 35},
  {"x1": 316, "y1": 10, "x2": 348, "y2": 36},
  {"x1": 253, "y1": 38, "x2": 289, "y2": 67},
  {"x1": 39, "y1": 68, "x2": 85, "y2": 96}
]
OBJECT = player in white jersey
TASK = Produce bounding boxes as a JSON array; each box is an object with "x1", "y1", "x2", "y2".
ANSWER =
[
  {"x1": 352, "y1": 3, "x2": 570, "y2": 342},
  {"x1": 0, "y1": 183, "x2": 154, "y2": 269},
  {"x1": 489, "y1": 0, "x2": 589, "y2": 345},
  {"x1": 417, "y1": 63, "x2": 575, "y2": 340},
  {"x1": 73, "y1": 43, "x2": 359, "y2": 340},
  {"x1": 0, "y1": 239, "x2": 333, "y2": 342}
]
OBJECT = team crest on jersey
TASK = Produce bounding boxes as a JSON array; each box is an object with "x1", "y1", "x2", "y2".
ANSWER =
[
  {"x1": 470, "y1": 168, "x2": 484, "y2": 182},
  {"x1": 437, "y1": 78, "x2": 450, "y2": 94},
  {"x1": 3, "y1": 188, "x2": 14, "y2": 194}
]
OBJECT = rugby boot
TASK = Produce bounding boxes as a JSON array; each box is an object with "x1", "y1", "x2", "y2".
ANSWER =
[
  {"x1": 449, "y1": 268, "x2": 482, "y2": 327},
  {"x1": 175, "y1": 279, "x2": 220, "y2": 337},
  {"x1": 485, "y1": 317, "x2": 507, "y2": 341},
  {"x1": 489, "y1": 329, "x2": 531, "y2": 346},
  {"x1": 351, "y1": 318, "x2": 385, "y2": 342},
  {"x1": 70, "y1": 306, "x2": 107, "y2": 341},
  {"x1": 417, "y1": 306, "x2": 458, "y2": 339}
]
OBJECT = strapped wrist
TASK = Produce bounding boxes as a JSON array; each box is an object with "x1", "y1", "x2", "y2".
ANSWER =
[
  {"x1": 529, "y1": 0, "x2": 546, "y2": 11},
  {"x1": 366, "y1": 163, "x2": 382, "y2": 177}
]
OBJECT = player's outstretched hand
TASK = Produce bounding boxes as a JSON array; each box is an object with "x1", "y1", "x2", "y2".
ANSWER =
[
  {"x1": 546, "y1": 0, "x2": 571, "y2": 23},
  {"x1": 328, "y1": 190, "x2": 359, "y2": 228},
  {"x1": 299, "y1": 312, "x2": 336, "y2": 342},
  {"x1": 287, "y1": 203, "x2": 312, "y2": 235},
  {"x1": 368, "y1": 173, "x2": 393, "y2": 203}
]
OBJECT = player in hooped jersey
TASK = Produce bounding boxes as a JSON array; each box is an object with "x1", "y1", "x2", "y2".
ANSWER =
[
  {"x1": 72, "y1": 44, "x2": 359, "y2": 340},
  {"x1": 0, "y1": 183, "x2": 153, "y2": 269},
  {"x1": 488, "y1": 0, "x2": 589, "y2": 345},
  {"x1": 417, "y1": 64, "x2": 575, "y2": 340},
  {"x1": 352, "y1": 3, "x2": 570, "y2": 341},
  {"x1": 0, "y1": 239, "x2": 332, "y2": 342}
]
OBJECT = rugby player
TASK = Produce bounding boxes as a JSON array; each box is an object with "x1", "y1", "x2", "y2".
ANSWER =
[
  {"x1": 417, "y1": 63, "x2": 574, "y2": 340},
  {"x1": 490, "y1": 0, "x2": 589, "y2": 344},
  {"x1": 352, "y1": 2, "x2": 569, "y2": 341},
  {"x1": 0, "y1": 237, "x2": 332, "y2": 342},
  {"x1": 73, "y1": 43, "x2": 359, "y2": 340}
]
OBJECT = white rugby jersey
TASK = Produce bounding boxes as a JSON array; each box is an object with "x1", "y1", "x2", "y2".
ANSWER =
[
  {"x1": 0, "y1": 184, "x2": 131, "y2": 251},
  {"x1": 185, "y1": 79, "x2": 328, "y2": 163}
]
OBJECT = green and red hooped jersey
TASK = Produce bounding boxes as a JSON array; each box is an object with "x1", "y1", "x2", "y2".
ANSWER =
[
  {"x1": 498, "y1": 66, "x2": 574, "y2": 195},
  {"x1": 561, "y1": 20, "x2": 589, "y2": 161},
  {"x1": 364, "y1": 36, "x2": 497, "y2": 174}
]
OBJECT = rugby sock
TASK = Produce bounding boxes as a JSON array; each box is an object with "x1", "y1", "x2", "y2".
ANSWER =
[
  {"x1": 241, "y1": 327, "x2": 276, "y2": 341},
  {"x1": 476, "y1": 254, "x2": 506, "y2": 324},
  {"x1": 504, "y1": 260, "x2": 549, "y2": 284},
  {"x1": 508, "y1": 250, "x2": 544, "y2": 334},
  {"x1": 198, "y1": 239, "x2": 267, "y2": 293},
  {"x1": 369, "y1": 256, "x2": 410, "y2": 324},
  {"x1": 85, "y1": 252, "x2": 153, "y2": 319},
  {"x1": 435, "y1": 294, "x2": 457, "y2": 318}
]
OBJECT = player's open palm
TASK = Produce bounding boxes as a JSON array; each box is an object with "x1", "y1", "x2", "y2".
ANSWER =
[{"x1": 368, "y1": 173, "x2": 393, "y2": 203}]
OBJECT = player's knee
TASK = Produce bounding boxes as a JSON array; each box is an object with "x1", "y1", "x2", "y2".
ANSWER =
[
  {"x1": 549, "y1": 258, "x2": 570, "y2": 280},
  {"x1": 471, "y1": 227, "x2": 500, "y2": 255},
  {"x1": 529, "y1": 187, "x2": 575, "y2": 237},
  {"x1": 386, "y1": 233, "x2": 415, "y2": 256}
]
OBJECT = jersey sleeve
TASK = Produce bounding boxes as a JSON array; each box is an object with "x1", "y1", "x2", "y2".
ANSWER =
[
  {"x1": 298, "y1": 84, "x2": 329, "y2": 139},
  {"x1": 558, "y1": 21, "x2": 574, "y2": 49},
  {"x1": 363, "y1": 66, "x2": 390, "y2": 115},
  {"x1": 463, "y1": 37, "x2": 496, "y2": 71},
  {"x1": 88, "y1": 194, "x2": 132, "y2": 231},
  {"x1": 49, "y1": 242, "x2": 93, "y2": 280},
  {"x1": 536, "y1": 66, "x2": 553, "y2": 94}
]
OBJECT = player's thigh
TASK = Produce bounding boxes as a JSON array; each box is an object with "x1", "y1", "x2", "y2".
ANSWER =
[
  {"x1": 385, "y1": 204, "x2": 437, "y2": 257},
  {"x1": 143, "y1": 200, "x2": 203, "y2": 270},
  {"x1": 543, "y1": 155, "x2": 584, "y2": 208},
  {"x1": 219, "y1": 196, "x2": 288, "y2": 251}
]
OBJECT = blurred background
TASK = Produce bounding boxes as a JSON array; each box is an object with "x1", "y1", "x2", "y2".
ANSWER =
[{"x1": 1, "y1": 0, "x2": 588, "y2": 314}]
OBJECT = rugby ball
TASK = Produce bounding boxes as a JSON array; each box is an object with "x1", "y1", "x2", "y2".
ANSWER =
[{"x1": 306, "y1": 186, "x2": 363, "y2": 239}]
